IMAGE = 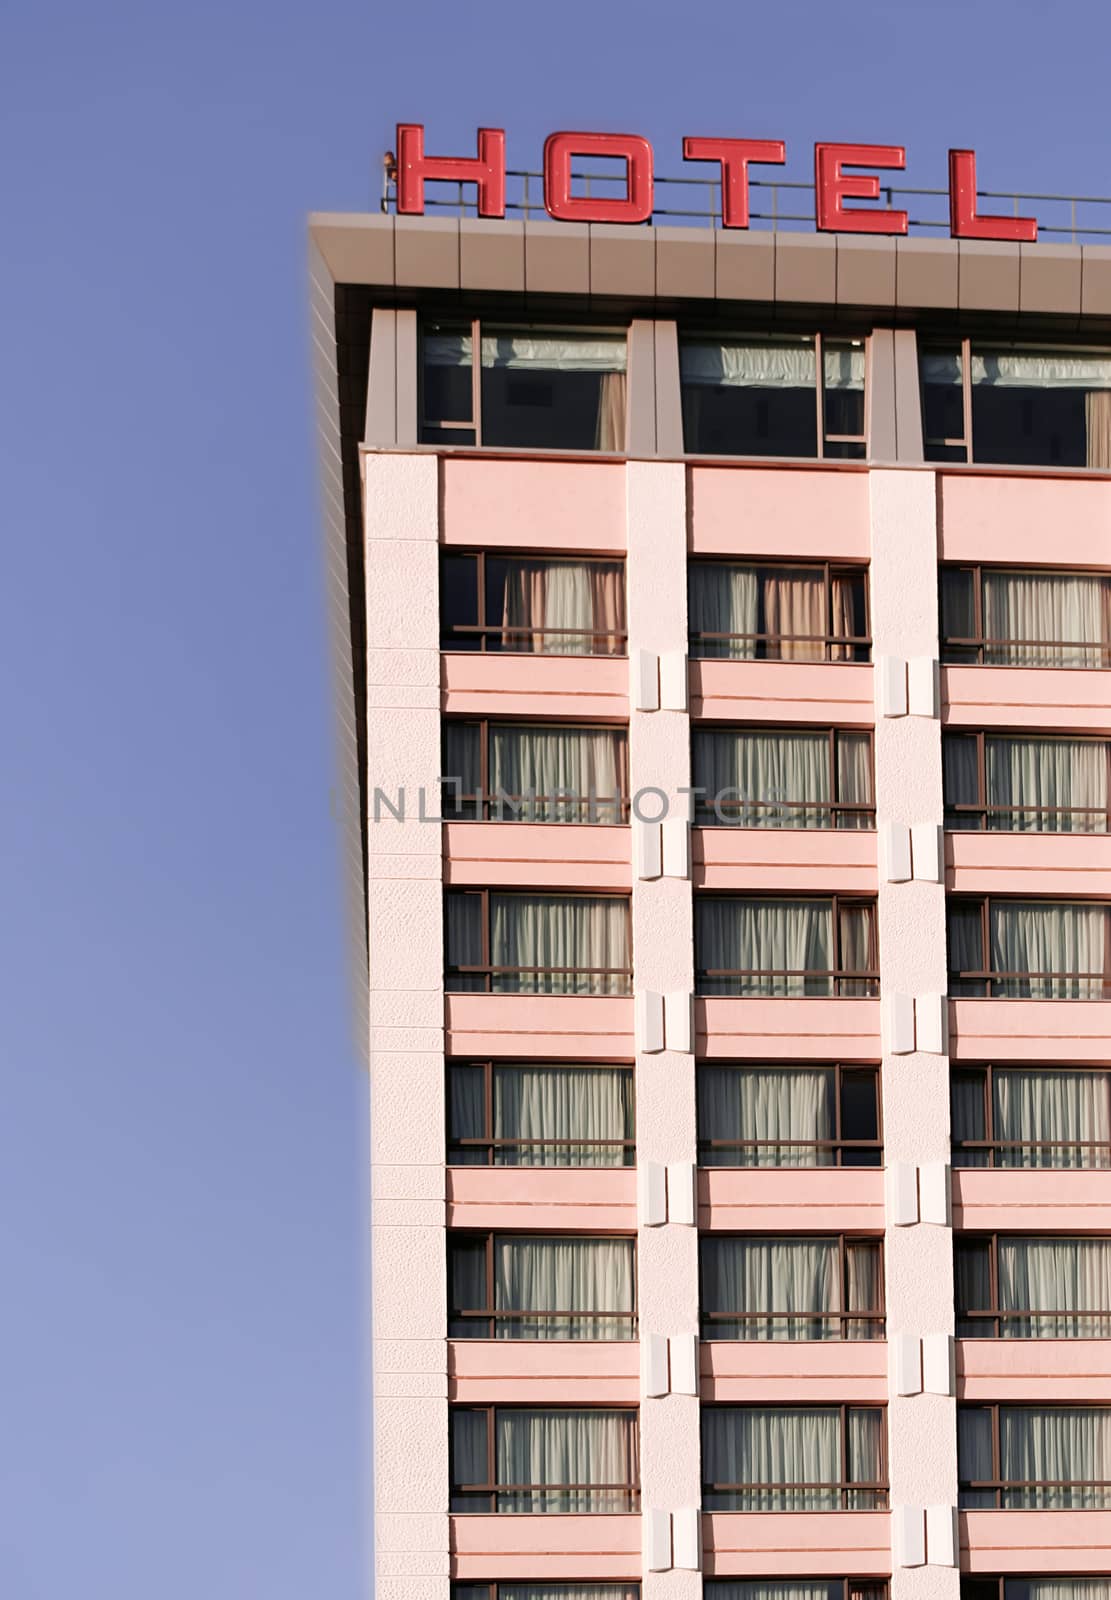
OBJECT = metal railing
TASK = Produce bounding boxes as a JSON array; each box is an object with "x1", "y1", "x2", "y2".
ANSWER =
[{"x1": 382, "y1": 162, "x2": 1111, "y2": 243}]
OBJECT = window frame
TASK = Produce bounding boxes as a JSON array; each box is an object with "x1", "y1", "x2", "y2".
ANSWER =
[
  {"x1": 440, "y1": 549, "x2": 628, "y2": 656},
  {"x1": 943, "y1": 729, "x2": 1111, "y2": 832},
  {"x1": 958, "y1": 1403, "x2": 1111, "y2": 1507},
  {"x1": 699, "y1": 1233, "x2": 886, "y2": 1341},
  {"x1": 446, "y1": 1059, "x2": 636, "y2": 1167},
  {"x1": 695, "y1": 893, "x2": 880, "y2": 998},
  {"x1": 939, "y1": 562, "x2": 1111, "y2": 668},
  {"x1": 449, "y1": 1402, "x2": 641, "y2": 1514},
  {"x1": 696, "y1": 1061, "x2": 883, "y2": 1168},
  {"x1": 453, "y1": 1587, "x2": 642, "y2": 1600},
  {"x1": 951, "y1": 1062, "x2": 1111, "y2": 1168},
  {"x1": 678, "y1": 329, "x2": 869, "y2": 460},
  {"x1": 442, "y1": 716, "x2": 631, "y2": 824},
  {"x1": 687, "y1": 557, "x2": 872, "y2": 662},
  {"x1": 420, "y1": 316, "x2": 630, "y2": 451},
  {"x1": 947, "y1": 893, "x2": 1111, "y2": 998},
  {"x1": 701, "y1": 1402, "x2": 889, "y2": 1511},
  {"x1": 444, "y1": 888, "x2": 634, "y2": 995},
  {"x1": 691, "y1": 723, "x2": 876, "y2": 829},
  {"x1": 448, "y1": 1229, "x2": 639, "y2": 1340},
  {"x1": 955, "y1": 1231, "x2": 1111, "y2": 1339}
]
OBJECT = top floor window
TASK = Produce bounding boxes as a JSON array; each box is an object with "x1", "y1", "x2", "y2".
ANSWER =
[
  {"x1": 680, "y1": 333, "x2": 866, "y2": 459},
  {"x1": 442, "y1": 552, "x2": 626, "y2": 656},
  {"x1": 421, "y1": 319, "x2": 628, "y2": 451},
  {"x1": 941, "y1": 564, "x2": 1111, "y2": 668},
  {"x1": 922, "y1": 341, "x2": 1111, "y2": 469},
  {"x1": 689, "y1": 561, "x2": 870, "y2": 662}
]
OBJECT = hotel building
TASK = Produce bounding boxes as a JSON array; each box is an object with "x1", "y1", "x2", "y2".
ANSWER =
[{"x1": 311, "y1": 172, "x2": 1111, "y2": 1600}]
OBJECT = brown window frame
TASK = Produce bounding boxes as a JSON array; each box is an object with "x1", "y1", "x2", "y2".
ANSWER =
[
  {"x1": 450, "y1": 1403, "x2": 641, "y2": 1514},
  {"x1": 705, "y1": 1584, "x2": 887, "y2": 1600},
  {"x1": 687, "y1": 557, "x2": 872, "y2": 663},
  {"x1": 951, "y1": 1063, "x2": 1111, "y2": 1168},
  {"x1": 448, "y1": 1229, "x2": 639, "y2": 1339},
  {"x1": 958, "y1": 1403, "x2": 1111, "y2": 1507},
  {"x1": 696, "y1": 1061, "x2": 883, "y2": 1168},
  {"x1": 701, "y1": 1403, "x2": 889, "y2": 1510},
  {"x1": 678, "y1": 329, "x2": 869, "y2": 460},
  {"x1": 700, "y1": 1233, "x2": 886, "y2": 1341},
  {"x1": 691, "y1": 723, "x2": 876, "y2": 828},
  {"x1": 959, "y1": 1580, "x2": 1108, "y2": 1600},
  {"x1": 943, "y1": 729, "x2": 1111, "y2": 832},
  {"x1": 442, "y1": 717, "x2": 631, "y2": 824},
  {"x1": 440, "y1": 548, "x2": 628, "y2": 655},
  {"x1": 454, "y1": 1587, "x2": 642, "y2": 1600},
  {"x1": 939, "y1": 561, "x2": 1111, "y2": 668},
  {"x1": 444, "y1": 888, "x2": 634, "y2": 995},
  {"x1": 447, "y1": 1060, "x2": 636, "y2": 1167},
  {"x1": 695, "y1": 893, "x2": 880, "y2": 998},
  {"x1": 420, "y1": 315, "x2": 630, "y2": 449},
  {"x1": 955, "y1": 1231, "x2": 1111, "y2": 1338},
  {"x1": 947, "y1": 894, "x2": 1111, "y2": 998}
]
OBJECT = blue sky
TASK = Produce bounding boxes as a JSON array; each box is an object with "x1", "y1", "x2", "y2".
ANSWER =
[{"x1": 4, "y1": 1, "x2": 1110, "y2": 1595}]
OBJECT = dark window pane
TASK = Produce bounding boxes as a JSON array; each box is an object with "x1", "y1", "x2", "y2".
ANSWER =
[
  {"x1": 824, "y1": 340, "x2": 866, "y2": 440},
  {"x1": 954, "y1": 1240, "x2": 993, "y2": 1338},
  {"x1": 943, "y1": 734, "x2": 982, "y2": 829},
  {"x1": 972, "y1": 380, "x2": 1088, "y2": 468},
  {"x1": 951, "y1": 1070, "x2": 988, "y2": 1167},
  {"x1": 941, "y1": 569, "x2": 977, "y2": 662},
  {"x1": 449, "y1": 1239, "x2": 489, "y2": 1337},
  {"x1": 448, "y1": 1065, "x2": 486, "y2": 1164},
  {"x1": 921, "y1": 346, "x2": 965, "y2": 454},
  {"x1": 681, "y1": 337, "x2": 819, "y2": 459},
  {"x1": 480, "y1": 329, "x2": 627, "y2": 451},
  {"x1": 421, "y1": 323, "x2": 473, "y2": 438},
  {"x1": 948, "y1": 904, "x2": 986, "y2": 995},
  {"x1": 841, "y1": 1070, "x2": 879, "y2": 1147},
  {"x1": 442, "y1": 555, "x2": 480, "y2": 649}
]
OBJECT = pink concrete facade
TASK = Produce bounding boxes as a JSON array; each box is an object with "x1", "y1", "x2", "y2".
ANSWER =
[{"x1": 359, "y1": 357, "x2": 1111, "y2": 1600}]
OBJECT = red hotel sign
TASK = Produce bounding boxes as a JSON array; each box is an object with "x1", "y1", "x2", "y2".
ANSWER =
[{"x1": 394, "y1": 125, "x2": 1038, "y2": 242}]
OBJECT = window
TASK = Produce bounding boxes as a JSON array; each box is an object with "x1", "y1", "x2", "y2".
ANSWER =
[
  {"x1": 680, "y1": 333, "x2": 867, "y2": 459},
  {"x1": 959, "y1": 1404, "x2": 1111, "y2": 1507},
  {"x1": 692, "y1": 727, "x2": 874, "y2": 829},
  {"x1": 456, "y1": 1587, "x2": 639, "y2": 1600},
  {"x1": 963, "y1": 1580, "x2": 1111, "y2": 1600},
  {"x1": 696, "y1": 897, "x2": 879, "y2": 997},
  {"x1": 952, "y1": 1065, "x2": 1111, "y2": 1169},
  {"x1": 448, "y1": 1062, "x2": 635, "y2": 1167},
  {"x1": 443, "y1": 721, "x2": 629, "y2": 823},
  {"x1": 944, "y1": 732, "x2": 1111, "y2": 832},
  {"x1": 689, "y1": 561, "x2": 870, "y2": 662},
  {"x1": 948, "y1": 897, "x2": 1111, "y2": 999},
  {"x1": 698, "y1": 1064, "x2": 882, "y2": 1168},
  {"x1": 445, "y1": 891, "x2": 632, "y2": 995},
  {"x1": 700, "y1": 1235, "x2": 884, "y2": 1341},
  {"x1": 441, "y1": 552, "x2": 626, "y2": 655},
  {"x1": 921, "y1": 341, "x2": 1111, "y2": 468},
  {"x1": 421, "y1": 320, "x2": 629, "y2": 450},
  {"x1": 702, "y1": 1405, "x2": 887, "y2": 1510},
  {"x1": 956, "y1": 1234, "x2": 1111, "y2": 1338},
  {"x1": 707, "y1": 1583, "x2": 887, "y2": 1600},
  {"x1": 940, "y1": 565, "x2": 1111, "y2": 668},
  {"x1": 450, "y1": 1406, "x2": 640, "y2": 1512},
  {"x1": 448, "y1": 1233, "x2": 637, "y2": 1340}
]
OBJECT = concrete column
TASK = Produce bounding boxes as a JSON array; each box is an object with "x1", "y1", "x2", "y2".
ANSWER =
[
  {"x1": 869, "y1": 469, "x2": 959, "y2": 1600},
  {"x1": 363, "y1": 453, "x2": 449, "y2": 1600},
  {"x1": 626, "y1": 461, "x2": 702, "y2": 1595}
]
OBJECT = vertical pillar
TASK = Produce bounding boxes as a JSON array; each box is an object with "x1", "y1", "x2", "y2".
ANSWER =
[
  {"x1": 626, "y1": 461, "x2": 702, "y2": 1594},
  {"x1": 363, "y1": 453, "x2": 449, "y2": 1600},
  {"x1": 869, "y1": 469, "x2": 959, "y2": 1600}
]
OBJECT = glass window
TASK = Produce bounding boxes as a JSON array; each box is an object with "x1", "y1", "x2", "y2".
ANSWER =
[
  {"x1": 688, "y1": 562, "x2": 869, "y2": 662},
  {"x1": 943, "y1": 732, "x2": 1111, "y2": 832},
  {"x1": 941, "y1": 565, "x2": 1111, "y2": 669},
  {"x1": 956, "y1": 1234, "x2": 1111, "y2": 1338},
  {"x1": 959, "y1": 1405, "x2": 1111, "y2": 1507},
  {"x1": 700, "y1": 1235, "x2": 883, "y2": 1341},
  {"x1": 448, "y1": 1234, "x2": 637, "y2": 1340},
  {"x1": 680, "y1": 333, "x2": 866, "y2": 459},
  {"x1": 448, "y1": 1062, "x2": 635, "y2": 1168},
  {"x1": 445, "y1": 891, "x2": 633, "y2": 995},
  {"x1": 692, "y1": 727, "x2": 873, "y2": 828},
  {"x1": 440, "y1": 552, "x2": 626, "y2": 655},
  {"x1": 952, "y1": 1066, "x2": 1111, "y2": 1169},
  {"x1": 697, "y1": 1064, "x2": 881, "y2": 1168},
  {"x1": 443, "y1": 721, "x2": 629, "y2": 823},
  {"x1": 702, "y1": 1406, "x2": 887, "y2": 1510},
  {"x1": 695, "y1": 897, "x2": 878, "y2": 997},
  {"x1": 948, "y1": 897, "x2": 1111, "y2": 999},
  {"x1": 923, "y1": 343, "x2": 1111, "y2": 468},
  {"x1": 450, "y1": 1406, "x2": 640, "y2": 1512}
]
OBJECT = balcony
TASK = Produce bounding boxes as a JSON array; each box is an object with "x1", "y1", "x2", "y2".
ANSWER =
[
  {"x1": 699, "y1": 1168, "x2": 884, "y2": 1232},
  {"x1": 447, "y1": 1165, "x2": 636, "y2": 1231},
  {"x1": 958, "y1": 1339, "x2": 1111, "y2": 1404},
  {"x1": 703, "y1": 1509, "x2": 890, "y2": 1577},
  {"x1": 444, "y1": 822, "x2": 631, "y2": 891},
  {"x1": 954, "y1": 1169, "x2": 1111, "y2": 1232},
  {"x1": 697, "y1": 997, "x2": 881, "y2": 1060},
  {"x1": 949, "y1": 999, "x2": 1111, "y2": 1063},
  {"x1": 701, "y1": 1340, "x2": 887, "y2": 1405},
  {"x1": 441, "y1": 456, "x2": 626, "y2": 553},
  {"x1": 449, "y1": 1339, "x2": 639, "y2": 1405},
  {"x1": 691, "y1": 660, "x2": 874, "y2": 724},
  {"x1": 943, "y1": 666, "x2": 1111, "y2": 735},
  {"x1": 948, "y1": 832, "x2": 1111, "y2": 898},
  {"x1": 446, "y1": 993, "x2": 635, "y2": 1058},
  {"x1": 689, "y1": 464, "x2": 870, "y2": 564},
  {"x1": 695, "y1": 827, "x2": 876, "y2": 894},
  {"x1": 451, "y1": 1512, "x2": 640, "y2": 1580},
  {"x1": 960, "y1": 1508, "x2": 1111, "y2": 1573},
  {"x1": 939, "y1": 473, "x2": 1111, "y2": 570},
  {"x1": 442, "y1": 652, "x2": 629, "y2": 719}
]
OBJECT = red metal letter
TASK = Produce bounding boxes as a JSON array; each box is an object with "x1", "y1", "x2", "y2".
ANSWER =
[
  {"x1": 543, "y1": 132, "x2": 653, "y2": 224},
  {"x1": 395, "y1": 123, "x2": 506, "y2": 217},
  {"x1": 814, "y1": 143, "x2": 908, "y2": 235},
  {"x1": 948, "y1": 149, "x2": 1037, "y2": 242},
  {"x1": 682, "y1": 137, "x2": 786, "y2": 229}
]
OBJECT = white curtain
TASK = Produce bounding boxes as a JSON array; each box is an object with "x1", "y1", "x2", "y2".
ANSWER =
[
  {"x1": 698, "y1": 1065, "x2": 835, "y2": 1168},
  {"x1": 990, "y1": 901, "x2": 1108, "y2": 998},
  {"x1": 1007, "y1": 1581, "x2": 1111, "y2": 1600},
  {"x1": 705, "y1": 1586, "x2": 841, "y2": 1600},
  {"x1": 994, "y1": 1069, "x2": 1111, "y2": 1169},
  {"x1": 983, "y1": 571, "x2": 1110, "y2": 668},
  {"x1": 923, "y1": 351, "x2": 1111, "y2": 390},
  {"x1": 985, "y1": 737, "x2": 1108, "y2": 832},
  {"x1": 495, "y1": 1237, "x2": 636, "y2": 1340},
  {"x1": 998, "y1": 1238, "x2": 1111, "y2": 1337},
  {"x1": 680, "y1": 338, "x2": 867, "y2": 389},
  {"x1": 495, "y1": 1408, "x2": 638, "y2": 1512},
  {"x1": 702, "y1": 1407, "x2": 883, "y2": 1510},
  {"x1": 689, "y1": 564, "x2": 759, "y2": 659},
  {"x1": 489, "y1": 725, "x2": 627, "y2": 823},
  {"x1": 692, "y1": 729, "x2": 870, "y2": 829},
  {"x1": 696, "y1": 899, "x2": 833, "y2": 996},
  {"x1": 492, "y1": 1065, "x2": 634, "y2": 1168},
  {"x1": 500, "y1": 1587, "x2": 640, "y2": 1600},
  {"x1": 960, "y1": 1405, "x2": 1111, "y2": 1508},
  {"x1": 425, "y1": 331, "x2": 628, "y2": 372},
  {"x1": 490, "y1": 894, "x2": 630, "y2": 995},
  {"x1": 700, "y1": 1237, "x2": 882, "y2": 1340},
  {"x1": 500, "y1": 560, "x2": 625, "y2": 657}
]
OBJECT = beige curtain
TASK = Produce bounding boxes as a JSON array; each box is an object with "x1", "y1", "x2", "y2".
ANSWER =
[
  {"x1": 590, "y1": 563, "x2": 626, "y2": 655},
  {"x1": 594, "y1": 372, "x2": 627, "y2": 452},
  {"x1": 830, "y1": 574, "x2": 858, "y2": 661},
  {"x1": 1086, "y1": 391, "x2": 1111, "y2": 470},
  {"x1": 764, "y1": 572, "x2": 825, "y2": 661}
]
